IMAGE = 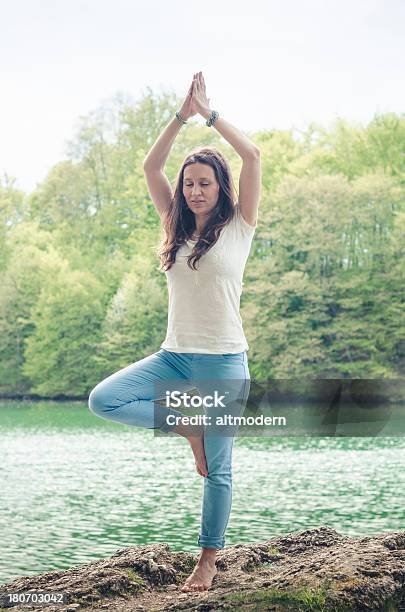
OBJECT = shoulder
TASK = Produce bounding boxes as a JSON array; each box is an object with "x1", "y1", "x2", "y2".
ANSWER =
[{"x1": 233, "y1": 202, "x2": 258, "y2": 233}]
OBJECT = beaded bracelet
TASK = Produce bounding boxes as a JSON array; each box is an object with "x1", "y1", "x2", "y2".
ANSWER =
[
  {"x1": 206, "y1": 110, "x2": 219, "y2": 127},
  {"x1": 175, "y1": 111, "x2": 187, "y2": 125}
]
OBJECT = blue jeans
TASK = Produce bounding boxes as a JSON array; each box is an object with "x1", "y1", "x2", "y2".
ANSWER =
[{"x1": 88, "y1": 348, "x2": 251, "y2": 550}]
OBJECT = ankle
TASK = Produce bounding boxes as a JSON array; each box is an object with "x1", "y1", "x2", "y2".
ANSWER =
[
  {"x1": 197, "y1": 558, "x2": 217, "y2": 570},
  {"x1": 198, "y1": 549, "x2": 217, "y2": 567}
]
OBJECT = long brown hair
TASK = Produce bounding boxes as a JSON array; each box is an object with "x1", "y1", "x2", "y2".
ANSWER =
[{"x1": 157, "y1": 146, "x2": 237, "y2": 271}]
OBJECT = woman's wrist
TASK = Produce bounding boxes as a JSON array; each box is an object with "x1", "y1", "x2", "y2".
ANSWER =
[
  {"x1": 175, "y1": 107, "x2": 216, "y2": 124},
  {"x1": 199, "y1": 106, "x2": 212, "y2": 120},
  {"x1": 176, "y1": 110, "x2": 188, "y2": 124}
]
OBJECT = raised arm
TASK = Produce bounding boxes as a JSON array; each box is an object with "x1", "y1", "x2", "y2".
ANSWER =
[
  {"x1": 191, "y1": 71, "x2": 261, "y2": 227},
  {"x1": 143, "y1": 75, "x2": 197, "y2": 219}
]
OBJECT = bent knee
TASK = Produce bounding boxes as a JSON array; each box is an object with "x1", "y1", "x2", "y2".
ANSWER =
[{"x1": 88, "y1": 385, "x2": 108, "y2": 416}]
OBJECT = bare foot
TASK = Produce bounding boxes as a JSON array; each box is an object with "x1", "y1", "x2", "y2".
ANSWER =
[
  {"x1": 188, "y1": 427, "x2": 208, "y2": 478},
  {"x1": 181, "y1": 560, "x2": 217, "y2": 592},
  {"x1": 173, "y1": 422, "x2": 208, "y2": 477}
]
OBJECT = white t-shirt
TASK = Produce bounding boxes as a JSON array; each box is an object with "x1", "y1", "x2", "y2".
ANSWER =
[{"x1": 160, "y1": 203, "x2": 257, "y2": 354}]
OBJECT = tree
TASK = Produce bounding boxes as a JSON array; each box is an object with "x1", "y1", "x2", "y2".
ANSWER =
[
  {"x1": 91, "y1": 256, "x2": 168, "y2": 378},
  {"x1": 22, "y1": 268, "x2": 105, "y2": 396}
]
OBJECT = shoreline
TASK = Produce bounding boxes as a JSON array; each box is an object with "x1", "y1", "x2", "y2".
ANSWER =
[{"x1": 1, "y1": 526, "x2": 404, "y2": 611}]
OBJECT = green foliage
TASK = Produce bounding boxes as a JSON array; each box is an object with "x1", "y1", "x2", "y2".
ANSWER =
[
  {"x1": 120, "y1": 568, "x2": 147, "y2": 593},
  {"x1": 0, "y1": 174, "x2": 26, "y2": 270},
  {"x1": 91, "y1": 256, "x2": 168, "y2": 377},
  {"x1": 243, "y1": 170, "x2": 404, "y2": 381},
  {"x1": 0, "y1": 86, "x2": 404, "y2": 397},
  {"x1": 288, "y1": 113, "x2": 405, "y2": 182},
  {"x1": 22, "y1": 268, "x2": 105, "y2": 396},
  {"x1": 0, "y1": 221, "x2": 69, "y2": 394}
]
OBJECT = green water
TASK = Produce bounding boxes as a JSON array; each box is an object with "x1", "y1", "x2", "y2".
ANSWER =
[{"x1": 1, "y1": 399, "x2": 404, "y2": 586}]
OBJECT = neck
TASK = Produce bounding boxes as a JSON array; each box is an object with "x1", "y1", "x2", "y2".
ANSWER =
[
  {"x1": 194, "y1": 213, "x2": 210, "y2": 234},
  {"x1": 194, "y1": 215, "x2": 208, "y2": 235}
]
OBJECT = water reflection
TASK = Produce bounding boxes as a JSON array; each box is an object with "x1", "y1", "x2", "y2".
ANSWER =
[{"x1": 1, "y1": 400, "x2": 404, "y2": 586}]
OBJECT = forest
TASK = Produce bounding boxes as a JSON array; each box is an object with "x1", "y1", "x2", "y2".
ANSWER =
[{"x1": 0, "y1": 88, "x2": 404, "y2": 398}]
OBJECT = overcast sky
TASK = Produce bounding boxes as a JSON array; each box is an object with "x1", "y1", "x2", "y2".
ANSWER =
[{"x1": 1, "y1": 0, "x2": 403, "y2": 193}]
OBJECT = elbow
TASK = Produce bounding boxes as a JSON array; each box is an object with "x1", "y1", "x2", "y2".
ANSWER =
[
  {"x1": 143, "y1": 159, "x2": 162, "y2": 173},
  {"x1": 243, "y1": 146, "x2": 260, "y2": 160},
  {"x1": 143, "y1": 156, "x2": 154, "y2": 170}
]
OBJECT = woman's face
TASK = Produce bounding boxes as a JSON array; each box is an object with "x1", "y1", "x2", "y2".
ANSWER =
[{"x1": 183, "y1": 162, "x2": 220, "y2": 216}]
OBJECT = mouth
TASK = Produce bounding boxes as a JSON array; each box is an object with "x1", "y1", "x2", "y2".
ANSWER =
[{"x1": 192, "y1": 200, "x2": 205, "y2": 204}]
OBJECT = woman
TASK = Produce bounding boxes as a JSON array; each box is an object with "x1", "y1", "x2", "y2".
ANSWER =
[{"x1": 88, "y1": 71, "x2": 261, "y2": 593}]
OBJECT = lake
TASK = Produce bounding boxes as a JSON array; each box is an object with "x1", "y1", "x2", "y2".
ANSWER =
[{"x1": 1, "y1": 399, "x2": 404, "y2": 585}]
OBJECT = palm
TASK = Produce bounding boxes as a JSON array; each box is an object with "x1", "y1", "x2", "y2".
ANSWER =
[
  {"x1": 192, "y1": 73, "x2": 210, "y2": 114},
  {"x1": 190, "y1": 94, "x2": 200, "y2": 116},
  {"x1": 179, "y1": 72, "x2": 211, "y2": 120}
]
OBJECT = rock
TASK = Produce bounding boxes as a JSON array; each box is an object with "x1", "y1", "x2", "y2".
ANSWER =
[
  {"x1": 0, "y1": 527, "x2": 404, "y2": 611},
  {"x1": 147, "y1": 559, "x2": 159, "y2": 573}
]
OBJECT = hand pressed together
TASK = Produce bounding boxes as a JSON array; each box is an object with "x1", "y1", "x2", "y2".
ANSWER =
[{"x1": 179, "y1": 71, "x2": 211, "y2": 121}]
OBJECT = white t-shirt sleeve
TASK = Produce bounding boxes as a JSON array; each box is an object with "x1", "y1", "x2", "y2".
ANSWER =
[{"x1": 234, "y1": 203, "x2": 257, "y2": 235}]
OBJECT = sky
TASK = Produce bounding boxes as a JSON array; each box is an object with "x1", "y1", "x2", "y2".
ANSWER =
[{"x1": 1, "y1": 0, "x2": 403, "y2": 194}]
